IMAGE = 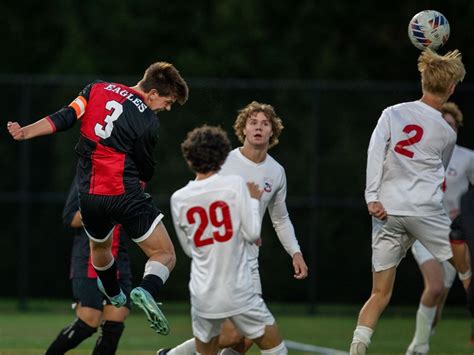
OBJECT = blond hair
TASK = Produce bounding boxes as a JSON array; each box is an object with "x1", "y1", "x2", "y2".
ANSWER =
[
  {"x1": 418, "y1": 49, "x2": 466, "y2": 96},
  {"x1": 233, "y1": 101, "x2": 284, "y2": 148},
  {"x1": 441, "y1": 101, "x2": 463, "y2": 127}
]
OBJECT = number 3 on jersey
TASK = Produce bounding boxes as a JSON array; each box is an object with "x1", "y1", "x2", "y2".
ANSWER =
[
  {"x1": 394, "y1": 124, "x2": 424, "y2": 158},
  {"x1": 186, "y1": 201, "x2": 234, "y2": 247},
  {"x1": 94, "y1": 100, "x2": 123, "y2": 139}
]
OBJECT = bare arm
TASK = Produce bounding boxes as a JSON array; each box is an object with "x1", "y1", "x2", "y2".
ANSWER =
[
  {"x1": 70, "y1": 211, "x2": 82, "y2": 228},
  {"x1": 7, "y1": 118, "x2": 54, "y2": 141}
]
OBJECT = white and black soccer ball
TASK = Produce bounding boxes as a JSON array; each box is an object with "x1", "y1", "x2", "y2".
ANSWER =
[{"x1": 408, "y1": 10, "x2": 450, "y2": 50}]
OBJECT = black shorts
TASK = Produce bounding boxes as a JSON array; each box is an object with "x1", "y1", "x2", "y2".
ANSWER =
[
  {"x1": 80, "y1": 190, "x2": 163, "y2": 242},
  {"x1": 72, "y1": 277, "x2": 132, "y2": 310}
]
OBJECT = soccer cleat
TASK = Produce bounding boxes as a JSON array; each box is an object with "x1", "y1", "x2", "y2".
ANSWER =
[
  {"x1": 131, "y1": 287, "x2": 170, "y2": 335},
  {"x1": 96, "y1": 278, "x2": 127, "y2": 307},
  {"x1": 156, "y1": 348, "x2": 171, "y2": 355}
]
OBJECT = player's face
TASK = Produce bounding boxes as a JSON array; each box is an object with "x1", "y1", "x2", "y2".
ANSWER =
[
  {"x1": 443, "y1": 113, "x2": 458, "y2": 133},
  {"x1": 243, "y1": 112, "x2": 273, "y2": 147},
  {"x1": 146, "y1": 91, "x2": 176, "y2": 113}
]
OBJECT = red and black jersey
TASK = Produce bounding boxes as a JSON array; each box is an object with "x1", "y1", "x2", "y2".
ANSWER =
[{"x1": 47, "y1": 81, "x2": 159, "y2": 196}]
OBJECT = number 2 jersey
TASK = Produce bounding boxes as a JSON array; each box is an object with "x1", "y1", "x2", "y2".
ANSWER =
[
  {"x1": 170, "y1": 174, "x2": 261, "y2": 318},
  {"x1": 365, "y1": 100, "x2": 456, "y2": 216},
  {"x1": 46, "y1": 81, "x2": 159, "y2": 196}
]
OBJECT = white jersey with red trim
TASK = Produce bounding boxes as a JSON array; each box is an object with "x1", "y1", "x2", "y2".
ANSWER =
[
  {"x1": 171, "y1": 173, "x2": 261, "y2": 318},
  {"x1": 365, "y1": 100, "x2": 456, "y2": 216},
  {"x1": 443, "y1": 145, "x2": 474, "y2": 218},
  {"x1": 220, "y1": 148, "x2": 301, "y2": 264}
]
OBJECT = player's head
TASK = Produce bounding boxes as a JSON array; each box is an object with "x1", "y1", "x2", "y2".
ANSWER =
[
  {"x1": 138, "y1": 62, "x2": 189, "y2": 112},
  {"x1": 441, "y1": 101, "x2": 463, "y2": 132},
  {"x1": 181, "y1": 125, "x2": 231, "y2": 174},
  {"x1": 233, "y1": 101, "x2": 284, "y2": 149},
  {"x1": 418, "y1": 49, "x2": 465, "y2": 98}
]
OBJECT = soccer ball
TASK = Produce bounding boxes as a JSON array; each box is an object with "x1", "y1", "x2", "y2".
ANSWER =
[{"x1": 408, "y1": 10, "x2": 450, "y2": 50}]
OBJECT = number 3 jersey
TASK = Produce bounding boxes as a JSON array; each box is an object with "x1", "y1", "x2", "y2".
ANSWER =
[
  {"x1": 365, "y1": 100, "x2": 456, "y2": 216},
  {"x1": 46, "y1": 81, "x2": 159, "y2": 196},
  {"x1": 171, "y1": 173, "x2": 261, "y2": 318}
]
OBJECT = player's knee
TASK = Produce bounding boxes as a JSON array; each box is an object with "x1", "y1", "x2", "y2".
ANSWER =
[{"x1": 370, "y1": 287, "x2": 392, "y2": 307}]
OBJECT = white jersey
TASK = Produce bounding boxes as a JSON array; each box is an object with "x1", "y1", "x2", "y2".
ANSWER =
[
  {"x1": 365, "y1": 100, "x2": 456, "y2": 216},
  {"x1": 171, "y1": 173, "x2": 261, "y2": 318},
  {"x1": 443, "y1": 145, "x2": 474, "y2": 217},
  {"x1": 220, "y1": 148, "x2": 301, "y2": 263}
]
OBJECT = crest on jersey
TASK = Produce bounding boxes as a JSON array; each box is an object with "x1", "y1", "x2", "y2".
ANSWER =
[
  {"x1": 264, "y1": 177, "x2": 273, "y2": 193},
  {"x1": 447, "y1": 167, "x2": 457, "y2": 176}
]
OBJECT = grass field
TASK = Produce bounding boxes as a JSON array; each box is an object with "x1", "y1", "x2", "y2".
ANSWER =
[{"x1": 0, "y1": 300, "x2": 472, "y2": 354}]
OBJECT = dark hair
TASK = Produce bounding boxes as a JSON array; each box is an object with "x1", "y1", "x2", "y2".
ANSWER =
[
  {"x1": 140, "y1": 62, "x2": 189, "y2": 104},
  {"x1": 181, "y1": 125, "x2": 231, "y2": 174}
]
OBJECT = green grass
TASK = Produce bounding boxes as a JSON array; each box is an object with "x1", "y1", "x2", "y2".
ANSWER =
[{"x1": 0, "y1": 300, "x2": 472, "y2": 354}]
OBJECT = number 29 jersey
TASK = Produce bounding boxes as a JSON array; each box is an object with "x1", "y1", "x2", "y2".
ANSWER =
[
  {"x1": 46, "y1": 81, "x2": 159, "y2": 196},
  {"x1": 365, "y1": 100, "x2": 456, "y2": 216},
  {"x1": 171, "y1": 174, "x2": 261, "y2": 318}
]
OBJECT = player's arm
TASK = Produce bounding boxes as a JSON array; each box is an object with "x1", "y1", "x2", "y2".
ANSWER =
[
  {"x1": 240, "y1": 179, "x2": 262, "y2": 243},
  {"x1": 268, "y1": 175, "x2": 308, "y2": 279},
  {"x1": 441, "y1": 131, "x2": 456, "y2": 169},
  {"x1": 170, "y1": 194, "x2": 192, "y2": 258},
  {"x1": 132, "y1": 120, "x2": 158, "y2": 182},
  {"x1": 7, "y1": 83, "x2": 93, "y2": 141},
  {"x1": 62, "y1": 176, "x2": 82, "y2": 229},
  {"x1": 365, "y1": 110, "x2": 390, "y2": 220}
]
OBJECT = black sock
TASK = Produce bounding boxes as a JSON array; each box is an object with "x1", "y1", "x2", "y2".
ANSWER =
[
  {"x1": 93, "y1": 320, "x2": 125, "y2": 355},
  {"x1": 45, "y1": 318, "x2": 97, "y2": 354},
  {"x1": 95, "y1": 260, "x2": 120, "y2": 297},
  {"x1": 139, "y1": 274, "x2": 164, "y2": 300}
]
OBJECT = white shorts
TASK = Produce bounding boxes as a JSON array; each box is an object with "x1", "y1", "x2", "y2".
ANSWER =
[
  {"x1": 372, "y1": 214, "x2": 453, "y2": 272},
  {"x1": 411, "y1": 240, "x2": 456, "y2": 288},
  {"x1": 191, "y1": 296, "x2": 275, "y2": 343}
]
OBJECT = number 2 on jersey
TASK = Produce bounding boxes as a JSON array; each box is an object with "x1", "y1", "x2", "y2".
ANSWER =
[
  {"x1": 394, "y1": 124, "x2": 424, "y2": 158},
  {"x1": 94, "y1": 100, "x2": 123, "y2": 139},
  {"x1": 186, "y1": 201, "x2": 234, "y2": 247}
]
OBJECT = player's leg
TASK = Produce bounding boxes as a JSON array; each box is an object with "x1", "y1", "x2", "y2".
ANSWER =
[
  {"x1": 45, "y1": 278, "x2": 102, "y2": 354},
  {"x1": 81, "y1": 194, "x2": 124, "y2": 305},
  {"x1": 350, "y1": 267, "x2": 396, "y2": 354},
  {"x1": 93, "y1": 276, "x2": 131, "y2": 354},
  {"x1": 131, "y1": 221, "x2": 175, "y2": 334},
  {"x1": 351, "y1": 216, "x2": 407, "y2": 354},
  {"x1": 192, "y1": 313, "x2": 223, "y2": 355},
  {"x1": 406, "y1": 255, "x2": 444, "y2": 354}
]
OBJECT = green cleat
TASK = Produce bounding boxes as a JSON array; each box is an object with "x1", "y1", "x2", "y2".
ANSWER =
[
  {"x1": 131, "y1": 287, "x2": 170, "y2": 335},
  {"x1": 96, "y1": 278, "x2": 127, "y2": 307}
]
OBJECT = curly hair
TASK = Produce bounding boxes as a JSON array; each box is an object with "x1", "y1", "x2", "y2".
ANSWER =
[
  {"x1": 441, "y1": 101, "x2": 463, "y2": 127},
  {"x1": 139, "y1": 62, "x2": 189, "y2": 105},
  {"x1": 181, "y1": 125, "x2": 231, "y2": 174},
  {"x1": 233, "y1": 101, "x2": 284, "y2": 148},
  {"x1": 418, "y1": 49, "x2": 466, "y2": 96}
]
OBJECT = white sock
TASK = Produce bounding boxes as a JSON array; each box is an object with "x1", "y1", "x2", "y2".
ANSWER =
[
  {"x1": 260, "y1": 341, "x2": 288, "y2": 354},
  {"x1": 168, "y1": 338, "x2": 196, "y2": 355},
  {"x1": 351, "y1": 325, "x2": 373, "y2": 347},
  {"x1": 409, "y1": 304, "x2": 436, "y2": 349}
]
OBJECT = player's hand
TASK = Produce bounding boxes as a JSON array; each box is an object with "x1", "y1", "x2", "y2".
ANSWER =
[
  {"x1": 7, "y1": 121, "x2": 25, "y2": 141},
  {"x1": 255, "y1": 238, "x2": 262, "y2": 246},
  {"x1": 247, "y1": 182, "x2": 263, "y2": 200},
  {"x1": 292, "y1": 252, "x2": 308, "y2": 279},
  {"x1": 367, "y1": 201, "x2": 387, "y2": 220}
]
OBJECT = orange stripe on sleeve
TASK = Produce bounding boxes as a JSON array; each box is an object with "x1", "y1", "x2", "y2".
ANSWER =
[{"x1": 68, "y1": 96, "x2": 87, "y2": 119}]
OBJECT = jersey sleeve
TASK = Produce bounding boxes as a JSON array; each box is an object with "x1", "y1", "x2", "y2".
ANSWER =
[
  {"x1": 171, "y1": 193, "x2": 192, "y2": 258},
  {"x1": 47, "y1": 82, "x2": 94, "y2": 132},
  {"x1": 365, "y1": 110, "x2": 391, "y2": 204},
  {"x1": 62, "y1": 176, "x2": 80, "y2": 228},
  {"x1": 132, "y1": 119, "x2": 159, "y2": 182},
  {"x1": 237, "y1": 178, "x2": 261, "y2": 243},
  {"x1": 441, "y1": 130, "x2": 456, "y2": 169},
  {"x1": 468, "y1": 151, "x2": 474, "y2": 186},
  {"x1": 267, "y1": 171, "x2": 301, "y2": 257}
]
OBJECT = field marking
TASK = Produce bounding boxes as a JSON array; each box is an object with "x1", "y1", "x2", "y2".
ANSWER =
[{"x1": 285, "y1": 339, "x2": 349, "y2": 354}]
